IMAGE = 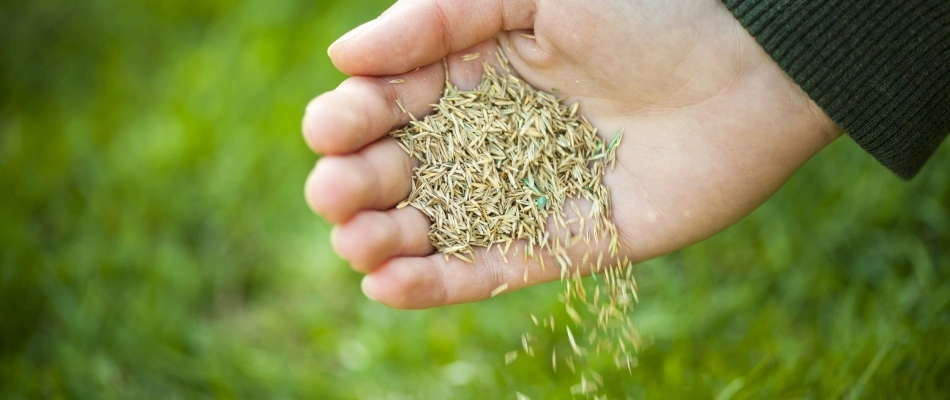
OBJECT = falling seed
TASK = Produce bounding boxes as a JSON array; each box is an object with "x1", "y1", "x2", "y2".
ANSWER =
[
  {"x1": 491, "y1": 283, "x2": 510, "y2": 297},
  {"x1": 461, "y1": 52, "x2": 480, "y2": 62},
  {"x1": 521, "y1": 33, "x2": 536, "y2": 39},
  {"x1": 505, "y1": 351, "x2": 519, "y2": 365},
  {"x1": 566, "y1": 326, "x2": 582, "y2": 356},
  {"x1": 389, "y1": 79, "x2": 405, "y2": 84},
  {"x1": 590, "y1": 370, "x2": 604, "y2": 386},
  {"x1": 565, "y1": 304, "x2": 581, "y2": 324}
]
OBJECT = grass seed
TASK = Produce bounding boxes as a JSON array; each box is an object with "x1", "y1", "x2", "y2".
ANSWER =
[{"x1": 389, "y1": 48, "x2": 640, "y2": 394}]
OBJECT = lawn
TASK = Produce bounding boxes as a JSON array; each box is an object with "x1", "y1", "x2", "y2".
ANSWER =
[{"x1": 1, "y1": 0, "x2": 948, "y2": 398}]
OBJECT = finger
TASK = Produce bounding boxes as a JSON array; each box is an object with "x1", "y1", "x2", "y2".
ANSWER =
[
  {"x1": 362, "y1": 239, "x2": 618, "y2": 310},
  {"x1": 328, "y1": 0, "x2": 537, "y2": 76},
  {"x1": 331, "y1": 207, "x2": 434, "y2": 273},
  {"x1": 360, "y1": 199, "x2": 617, "y2": 309},
  {"x1": 360, "y1": 245, "x2": 555, "y2": 309},
  {"x1": 302, "y1": 63, "x2": 444, "y2": 155},
  {"x1": 305, "y1": 138, "x2": 414, "y2": 224}
]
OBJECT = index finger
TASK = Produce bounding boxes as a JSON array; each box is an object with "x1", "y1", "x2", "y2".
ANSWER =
[
  {"x1": 302, "y1": 62, "x2": 443, "y2": 155},
  {"x1": 328, "y1": 0, "x2": 536, "y2": 76},
  {"x1": 303, "y1": 40, "x2": 512, "y2": 156}
]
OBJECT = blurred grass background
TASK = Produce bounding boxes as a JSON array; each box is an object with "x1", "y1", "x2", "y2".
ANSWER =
[{"x1": 1, "y1": 0, "x2": 948, "y2": 398}]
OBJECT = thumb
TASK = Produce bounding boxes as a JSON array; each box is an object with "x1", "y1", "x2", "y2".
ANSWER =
[{"x1": 328, "y1": 0, "x2": 536, "y2": 76}]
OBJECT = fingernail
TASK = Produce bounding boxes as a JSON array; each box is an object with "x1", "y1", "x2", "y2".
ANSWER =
[
  {"x1": 360, "y1": 276, "x2": 378, "y2": 302},
  {"x1": 328, "y1": 18, "x2": 377, "y2": 55}
]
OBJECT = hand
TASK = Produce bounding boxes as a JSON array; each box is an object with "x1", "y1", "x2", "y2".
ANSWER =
[{"x1": 302, "y1": 0, "x2": 842, "y2": 309}]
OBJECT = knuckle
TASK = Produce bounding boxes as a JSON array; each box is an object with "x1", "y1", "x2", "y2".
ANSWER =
[
  {"x1": 485, "y1": 257, "x2": 509, "y2": 290},
  {"x1": 352, "y1": 153, "x2": 382, "y2": 207},
  {"x1": 432, "y1": 1, "x2": 454, "y2": 53}
]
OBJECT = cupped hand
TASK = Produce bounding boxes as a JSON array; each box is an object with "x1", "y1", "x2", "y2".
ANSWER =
[{"x1": 302, "y1": 0, "x2": 842, "y2": 309}]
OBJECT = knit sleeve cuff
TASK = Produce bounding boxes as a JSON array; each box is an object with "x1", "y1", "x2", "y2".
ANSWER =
[{"x1": 720, "y1": 0, "x2": 950, "y2": 179}]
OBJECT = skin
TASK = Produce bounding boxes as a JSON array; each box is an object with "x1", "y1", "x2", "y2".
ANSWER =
[{"x1": 302, "y1": 0, "x2": 843, "y2": 309}]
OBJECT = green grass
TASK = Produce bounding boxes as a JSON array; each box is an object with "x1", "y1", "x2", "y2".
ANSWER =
[{"x1": 1, "y1": 0, "x2": 948, "y2": 398}]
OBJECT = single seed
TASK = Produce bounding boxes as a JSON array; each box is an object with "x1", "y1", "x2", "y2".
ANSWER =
[
  {"x1": 491, "y1": 283, "x2": 510, "y2": 297},
  {"x1": 505, "y1": 351, "x2": 519, "y2": 365}
]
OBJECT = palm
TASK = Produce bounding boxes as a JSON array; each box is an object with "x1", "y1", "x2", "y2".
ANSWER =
[
  {"x1": 303, "y1": 0, "x2": 840, "y2": 308},
  {"x1": 507, "y1": 0, "x2": 837, "y2": 258}
]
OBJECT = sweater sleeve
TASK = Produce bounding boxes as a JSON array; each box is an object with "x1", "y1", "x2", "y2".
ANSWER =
[{"x1": 719, "y1": 0, "x2": 950, "y2": 179}]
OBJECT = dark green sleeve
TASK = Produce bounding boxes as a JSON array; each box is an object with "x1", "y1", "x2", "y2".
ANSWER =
[{"x1": 720, "y1": 0, "x2": 950, "y2": 179}]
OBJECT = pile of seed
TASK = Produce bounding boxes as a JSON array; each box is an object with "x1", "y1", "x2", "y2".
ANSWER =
[
  {"x1": 392, "y1": 56, "x2": 621, "y2": 267},
  {"x1": 390, "y1": 50, "x2": 639, "y2": 391}
]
